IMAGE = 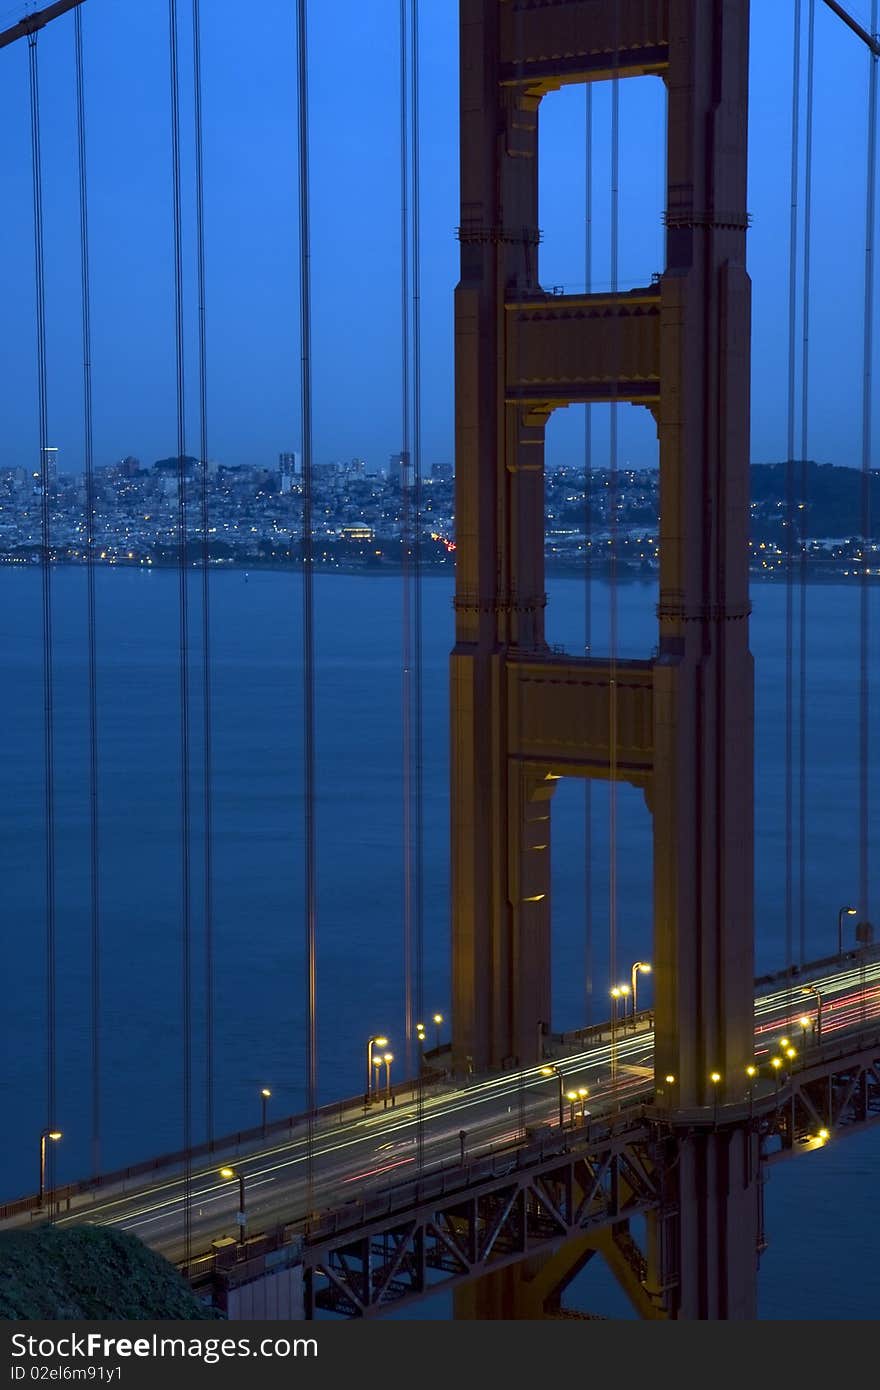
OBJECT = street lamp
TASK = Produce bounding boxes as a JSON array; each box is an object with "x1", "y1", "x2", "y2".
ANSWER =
[
  {"x1": 432, "y1": 1013, "x2": 444, "y2": 1050},
  {"x1": 798, "y1": 1015, "x2": 811, "y2": 1053},
  {"x1": 38, "y1": 1129, "x2": 62, "y2": 1207},
  {"x1": 382, "y1": 1052, "x2": 394, "y2": 1107},
  {"x1": 219, "y1": 1166, "x2": 247, "y2": 1245},
  {"x1": 260, "y1": 1087, "x2": 271, "y2": 1136},
  {"x1": 770, "y1": 1056, "x2": 783, "y2": 1101},
  {"x1": 803, "y1": 984, "x2": 824, "y2": 1043},
  {"x1": 577, "y1": 1086, "x2": 589, "y2": 1122},
  {"x1": 709, "y1": 1071, "x2": 722, "y2": 1126},
  {"x1": 745, "y1": 1065, "x2": 757, "y2": 1121},
  {"x1": 566, "y1": 1089, "x2": 579, "y2": 1125},
  {"x1": 541, "y1": 1065, "x2": 565, "y2": 1129},
  {"x1": 617, "y1": 983, "x2": 631, "y2": 1031},
  {"x1": 366, "y1": 1034, "x2": 389, "y2": 1100},
  {"x1": 838, "y1": 904, "x2": 857, "y2": 955},
  {"x1": 630, "y1": 961, "x2": 651, "y2": 1020}
]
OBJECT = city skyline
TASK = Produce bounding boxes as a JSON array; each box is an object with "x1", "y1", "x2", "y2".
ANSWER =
[{"x1": 0, "y1": 1, "x2": 877, "y2": 476}]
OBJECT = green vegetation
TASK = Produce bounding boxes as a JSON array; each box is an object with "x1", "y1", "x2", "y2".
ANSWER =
[{"x1": 0, "y1": 1225, "x2": 219, "y2": 1320}]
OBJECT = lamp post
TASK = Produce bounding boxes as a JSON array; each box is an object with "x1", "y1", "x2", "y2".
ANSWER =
[
  {"x1": 432, "y1": 1013, "x2": 444, "y2": 1051},
  {"x1": 745, "y1": 1065, "x2": 757, "y2": 1122},
  {"x1": 366, "y1": 1035, "x2": 389, "y2": 1101},
  {"x1": 618, "y1": 983, "x2": 631, "y2": 1032},
  {"x1": 219, "y1": 1166, "x2": 246, "y2": 1245},
  {"x1": 38, "y1": 1129, "x2": 62, "y2": 1208},
  {"x1": 577, "y1": 1086, "x2": 589, "y2": 1122},
  {"x1": 382, "y1": 1052, "x2": 394, "y2": 1107},
  {"x1": 798, "y1": 1014, "x2": 811, "y2": 1056},
  {"x1": 803, "y1": 984, "x2": 824, "y2": 1043},
  {"x1": 770, "y1": 1055, "x2": 782, "y2": 1101},
  {"x1": 709, "y1": 1071, "x2": 722, "y2": 1126},
  {"x1": 260, "y1": 1087, "x2": 271, "y2": 1136},
  {"x1": 541, "y1": 1065, "x2": 565, "y2": 1129},
  {"x1": 373, "y1": 1054, "x2": 383, "y2": 1103},
  {"x1": 838, "y1": 904, "x2": 857, "y2": 955},
  {"x1": 630, "y1": 961, "x2": 651, "y2": 1021}
]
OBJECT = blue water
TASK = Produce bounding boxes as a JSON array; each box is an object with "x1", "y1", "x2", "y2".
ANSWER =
[{"x1": 0, "y1": 568, "x2": 877, "y2": 1318}]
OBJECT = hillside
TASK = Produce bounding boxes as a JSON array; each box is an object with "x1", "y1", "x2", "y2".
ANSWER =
[{"x1": 0, "y1": 1225, "x2": 219, "y2": 1320}]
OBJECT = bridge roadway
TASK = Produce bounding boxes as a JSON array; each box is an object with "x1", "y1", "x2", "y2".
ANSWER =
[{"x1": 6, "y1": 956, "x2": 879, "y2": 1268}]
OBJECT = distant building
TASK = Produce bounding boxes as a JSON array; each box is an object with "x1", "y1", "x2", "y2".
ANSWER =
[
  {"x1": 279, "y1": 451, "x2": 301, "y2": 493},
  {"x1": 42, "y1": 446, "x2": 58, "y2": 485},
  {"x1": 431, "y1": 462, "x2": 453, "y2": 482},
  {"x1": 388, "y1": 451, "x2": 411, "y2": 486}
]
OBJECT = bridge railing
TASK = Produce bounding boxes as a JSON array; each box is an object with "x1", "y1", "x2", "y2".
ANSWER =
[{"x1": 0, "y1": 1066, "x2": 454, "y2": 1223}]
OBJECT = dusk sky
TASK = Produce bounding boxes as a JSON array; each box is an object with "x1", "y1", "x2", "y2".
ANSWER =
[{"x1": 0, "y1": 0, "x2": 877, "y2": 476}]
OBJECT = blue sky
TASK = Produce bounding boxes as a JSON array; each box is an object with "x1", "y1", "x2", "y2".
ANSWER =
[{"x1": 0, "y1": 0, "x2": 877, "y2": 474}]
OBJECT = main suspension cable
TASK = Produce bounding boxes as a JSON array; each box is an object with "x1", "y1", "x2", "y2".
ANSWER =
[
  {"x1": 168, "y1": 0, "x2": 192, "y2": 1263},
  {"x1": 295, "y1": 0, "x2": 318, "y2": 1211},
  {"x1": 28, "y1": 28, "x2": 57, "y2": 1210},
  {"x1": 191, "y1": 0, "x2": 214, "y2": 1145},
  {"x1": 74, "y1": 4, "x2": 101, "y2": 1178}
]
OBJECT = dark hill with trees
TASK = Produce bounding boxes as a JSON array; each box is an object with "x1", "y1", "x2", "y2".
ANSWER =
[{"x1": 0, "y1": 1226, "x2": 218, "y2": 1320}]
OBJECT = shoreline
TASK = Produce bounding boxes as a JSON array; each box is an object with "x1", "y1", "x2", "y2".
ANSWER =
[{"x1": 0, "y1": 556, "x2": 876, "y2": 585}]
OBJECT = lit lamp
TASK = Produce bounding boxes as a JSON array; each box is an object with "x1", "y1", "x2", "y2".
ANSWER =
[
  {"x1": 366, "y1": 1035, "x2": 389, "y2": 1101},
  {"x1": 432, "y1": 1013, "x2": 444, "y2": 1050},
  {"x1": 802, "y1": 984, "x2": 824, "y2": 1043},
  {"x1": 38, "y1": 1129, "x2": 62, "y2": 1208},
  {"x1": 260, "y1": 1087, "x2": 271, "y2": 1136},
  {"x1": 838, "y1": 904, "x2": 857, "y2": 955},
  {"x1": 770, "y1": 1056, "x2": 782, "y2": 1099},
  {"x1": 746, "y1": 1064, "x2": 757, "y2": 1120},
  {"x1": 577, "y1": 1086, "x2": 589, "y2": 1122},
  {"x1": 382, "y1": 1052, "x2": 394, "y2": 1107},
  {"x1": 541, "y1": 1065, "x2": 565, "y2": 1129},
  {"x1": 566, "y1": 1089, "x2": 579, "y2": 1125},
  {"x1": 709, "y1": 1071, "x2": 722, "y2": 1125},
  {"x1": 218, "y1": 1166, "x2": 247, "y2": 1244},
  {"x1": 630, "y1": 961, "x2": 651, "y2": 1020}
]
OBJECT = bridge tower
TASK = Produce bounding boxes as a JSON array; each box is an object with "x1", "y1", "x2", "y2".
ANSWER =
[{"x1": 451, "y1": 0, "x2": 757, "y2": 1317}]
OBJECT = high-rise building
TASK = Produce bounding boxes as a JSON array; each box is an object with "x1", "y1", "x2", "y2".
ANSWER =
[
  {"x1": 388, "y1": 451, "x2": 411, "y2": 486},
  {"x1": 279, "y1": 451, "x2": 301, "y2": 494},
  {"x1": 42, "y1": 446, "x2": 58, "y2": 485},
  {"x1": 431, "y1": 462, "x2": 453, "y2": 482}
]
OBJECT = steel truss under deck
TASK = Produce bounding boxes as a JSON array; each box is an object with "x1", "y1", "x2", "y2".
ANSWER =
[{"x1": 199, "y1": 1024, "x2": 880, "y2": 1318}]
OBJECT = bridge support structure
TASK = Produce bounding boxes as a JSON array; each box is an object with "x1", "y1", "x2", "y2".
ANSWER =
[{"x1": 451, "y1": 0, "x2": 757, "y2": 1317}]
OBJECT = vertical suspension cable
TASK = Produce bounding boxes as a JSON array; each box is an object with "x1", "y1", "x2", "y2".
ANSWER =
[
  {"x1": 74, "y1": 7, "x2": 101, "y2": 1177},
  {"x1": 608, "y1": 72, "x2": 620, "y2": 1054},
  {"x1": 168, "y1": 0, "x2": 192, "y2": 1263},
  {"x1": 28, "y1": 29, "x2": 57, "y2": 1211},
  {"x1": 409, "y1": 0, "x2": 425, "y2": 1170},
  {"x1": 799, "y1": 0, "x2": 815, "y2": 968},
  {"x1": 295, "y1": 0, "x2": 318, "y2": 1209},
  {"x1": 399, "y1": 0, "x2": 413, "y2": 1087},
  {"x1": 785, "y1": 0, "x2": 801, "y2": 983},
  {"x1": 191, "y1": 0, "x2": 214, "y2": 1144},
  {"x1": 860, "y1": 0, "x2": 878, "y2": 958},
  {"x1": 583, "y1": 83, "x2": 593, "y2": 1026}
]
